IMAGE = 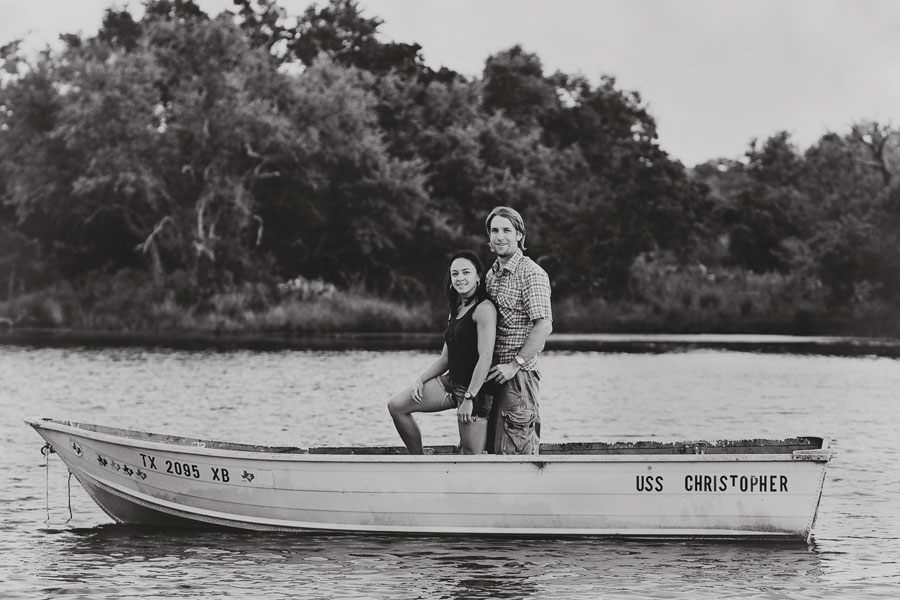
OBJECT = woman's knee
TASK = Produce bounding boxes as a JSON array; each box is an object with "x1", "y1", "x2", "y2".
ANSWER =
[{"x1": 387, "y1": 391, "x2": 412, "y2": 416}]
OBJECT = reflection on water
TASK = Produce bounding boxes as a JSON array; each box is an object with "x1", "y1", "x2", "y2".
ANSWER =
[
  {"x1": 24, "y1": 527, "x2": 825, "y2": 600},
  {"x1": 2, "y1": 345, "x2": 900, "y2": 598}
]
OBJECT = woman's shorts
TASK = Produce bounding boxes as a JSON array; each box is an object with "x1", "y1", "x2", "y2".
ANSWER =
[{"x1": 437, "y1": 374, "x2": 493, "y2": 419}]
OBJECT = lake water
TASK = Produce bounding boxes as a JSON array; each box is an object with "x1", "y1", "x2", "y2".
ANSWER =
[{"x1": 1, "y1": 342, "x2": 899, "y2": 598}]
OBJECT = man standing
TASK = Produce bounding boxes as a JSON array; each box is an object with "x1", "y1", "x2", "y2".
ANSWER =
[{"x1": 484, "y1": 206, "x2": 553, "y2": 454}]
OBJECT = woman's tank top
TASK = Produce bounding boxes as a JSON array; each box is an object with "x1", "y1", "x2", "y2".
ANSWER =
[{"x1": 443, "y1": 298, "x2": 484, "y2": 386}]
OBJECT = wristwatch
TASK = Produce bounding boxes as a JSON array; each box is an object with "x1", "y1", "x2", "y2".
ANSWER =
[
  {"x1": 514, "y1": 355, "x2": 526, "y2": 367},
  {"x1": 463, "y1": 391, "x2": 474, "y2": 401}
]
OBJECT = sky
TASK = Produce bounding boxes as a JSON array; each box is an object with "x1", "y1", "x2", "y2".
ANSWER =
[{"x1": 2, "y1": 0, "x2": 899, "y2": 166}]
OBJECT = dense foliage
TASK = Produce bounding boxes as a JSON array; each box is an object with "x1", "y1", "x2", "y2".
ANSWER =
[{"x1": 1, "y1": 0, "x2": 898, "y2": 333}]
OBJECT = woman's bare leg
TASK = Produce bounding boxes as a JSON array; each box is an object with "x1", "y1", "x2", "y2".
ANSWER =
[
  {"x1": 387, "y1": 378, "x2": 450, "y2": 454},
  {"x1": 458, "y1": 420, "x2": 488, "y2": 455}
]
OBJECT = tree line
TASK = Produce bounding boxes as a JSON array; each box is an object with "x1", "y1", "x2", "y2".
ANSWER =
[{"x1": 1, "y1": 0, "x2": 898, "y2": 331}]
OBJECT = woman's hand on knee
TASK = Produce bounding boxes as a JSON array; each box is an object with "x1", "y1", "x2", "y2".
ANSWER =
[{"x1": 411, "y1": 377, "x2": 424, "y2": 403}]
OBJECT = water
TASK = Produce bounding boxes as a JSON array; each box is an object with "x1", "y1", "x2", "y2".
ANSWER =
[{"x1": 1, "y1": 345, "x2": 898, "y2": 598}]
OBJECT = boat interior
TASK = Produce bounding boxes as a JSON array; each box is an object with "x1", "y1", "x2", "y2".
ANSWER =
[{"x1": 36, "y1": 419, "x2": 827, "y2": 456}]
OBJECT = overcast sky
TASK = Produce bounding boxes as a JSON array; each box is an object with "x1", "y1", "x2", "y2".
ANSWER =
[{"x1": 3, "y1": 0, "x2": 899, "y2": 166}]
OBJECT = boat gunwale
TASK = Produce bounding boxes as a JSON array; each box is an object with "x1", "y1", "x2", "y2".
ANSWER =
[{"x1": 26, "y1": 418, "x2": 834, "y2": 463}]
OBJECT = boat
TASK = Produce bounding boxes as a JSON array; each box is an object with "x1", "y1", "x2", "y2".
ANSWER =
[{"x1": 26, "y1": 418, "x2": 834, "y2": 540}]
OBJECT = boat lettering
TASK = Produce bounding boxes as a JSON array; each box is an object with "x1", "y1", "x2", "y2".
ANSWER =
[
  {"x1": 139, "y1": 453, "x2": 157, "y2": 470},
  {"x1": 165, "y1": 459, "x2": 201, "y2": 479},
  {"x1": 635, "y1": 475, "x2": 664, "y2": 492},
  {"x1": 684, "y1": 474, "x2": 788, "y2": 492},
  {"x1": 211, "y1": 467, "x2": 230, "y2": 482}
]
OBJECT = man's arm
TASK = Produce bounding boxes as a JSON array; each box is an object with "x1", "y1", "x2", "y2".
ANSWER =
[
  {"x1": 487, "y1": 318, "x2": 552, "y2": 383},
  {"x1": 515, "y1": 317, "x2": 553, "y2": 363},
  {"x1": 516, "y1": 264, "x2": 553, "y2": 364}
]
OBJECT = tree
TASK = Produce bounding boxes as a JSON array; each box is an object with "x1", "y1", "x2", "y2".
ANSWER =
[
  {"x1": 232, "y1": 0, "x2": 292, "y2": 59},
  {"x1": 250, "y1": 56, "x2": 434, "y2": 293},
  {"x1": 143, "y1": 0, "x2": 209, "y2": 22},
  {"x1": 0, "y1": 0, "x2": 732, "y2": 314},
  {"x1": 482, "y1": 45, "x2": 560, "y2": 128},
  {"x1": 850, "y1": 121, "x2": 896, "y2": 187},
  {"x1": 0, "y1": 13, "x2": 294, "y2": 290},
  {"x1": 802, "y1": 131, "x2": 879, "y2": 221},
  {"x1": 290, "y1": 0, "x2": 422, "y2": 76},
  {"x1": 724, "y1": 187, "x2": 808, "y2": 273},
  {"x1": 745, "y1": 131, "x2": 804, "y2": 188},
  {"x1": 812, "y1": 215, "x2": 880, "y2": 305},
  {"x1": 794, "y1": 124, "x2": 900, "y2": 304},
  {"x1": 711, "y1": 132, "x2": 812, "y2": 273},
  {"x1": 97, "y1": 8, "x2": 143, "y2": 51},
  {"x1": 533, "y1": 73, "x2": 713, "y2": 295}
]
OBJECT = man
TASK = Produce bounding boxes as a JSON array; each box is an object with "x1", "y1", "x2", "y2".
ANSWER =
[{"x1": 484, "y1": 206, "x2": 553, "y2": 454}]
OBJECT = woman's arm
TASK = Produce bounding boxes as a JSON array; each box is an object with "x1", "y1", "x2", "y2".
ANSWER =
[
  {"x1": 421, "y1": 344, "x2": 450, "y2": 381},
  {"x1": 467, "y1": 301, "x2": 497, "y2": 397},
  {"x1": 411, "y1": 344, "x2": 449, "y2": 403}
]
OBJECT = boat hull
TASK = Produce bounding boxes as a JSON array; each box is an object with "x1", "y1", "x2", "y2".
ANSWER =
[{"x1": 28, "y1": 419, "x2": 833, "y2": 540}]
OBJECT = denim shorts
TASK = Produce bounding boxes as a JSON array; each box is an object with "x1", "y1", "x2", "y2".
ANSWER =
[
  {"x1": 437, "y1": 374, "x2": 493, "y2": 419},
  {"x1": 492, "y1": 369, "x2": 540, "y2": 455}
]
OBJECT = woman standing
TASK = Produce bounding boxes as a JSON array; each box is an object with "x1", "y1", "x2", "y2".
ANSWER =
[{"x1": 387, "y1": 250, "x2": 497, "y2": 454}]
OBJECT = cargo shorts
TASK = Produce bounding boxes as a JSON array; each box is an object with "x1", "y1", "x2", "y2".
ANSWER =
[{"x1": 492, "y1": 369, "x2": 540, "y2": 455}]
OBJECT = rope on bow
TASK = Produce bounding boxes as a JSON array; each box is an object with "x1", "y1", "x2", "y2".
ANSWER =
[
  {"x1": 41, "y1": 443, "x2": 54, "y2": 523},
  {"x1": 66, "y1": 471, "x2": 73, "y2": 523}
]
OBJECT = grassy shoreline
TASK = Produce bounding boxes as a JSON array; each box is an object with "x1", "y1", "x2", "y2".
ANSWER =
[
  {"x1": 1, "y1": 295, "x2": 897, "y2": 340},
  {"x1": 2, "y1": 268, "x2": 898, "y2": 340}
]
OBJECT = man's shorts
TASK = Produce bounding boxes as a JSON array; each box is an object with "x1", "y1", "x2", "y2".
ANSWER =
[
  {"x1": 437, "y1": 374, "x2": 493, "y2": 419},
  {"x1": 492, "y1": 369, "x2": 540, "y2": 455}
]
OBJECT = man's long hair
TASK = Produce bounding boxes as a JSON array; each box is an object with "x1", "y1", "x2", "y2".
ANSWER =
[{"x1": 484, "y1": 205, "x2": 527, "y2": 250}]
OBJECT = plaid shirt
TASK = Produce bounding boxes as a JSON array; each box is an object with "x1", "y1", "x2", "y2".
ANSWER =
[{"x1": 486, "y1": 248, "x2": 552, "y2": 371}]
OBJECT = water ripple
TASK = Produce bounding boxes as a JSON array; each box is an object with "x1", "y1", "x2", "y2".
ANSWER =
[{"x1": 2, "y1": 347, "x2": 899, "y2": 598}]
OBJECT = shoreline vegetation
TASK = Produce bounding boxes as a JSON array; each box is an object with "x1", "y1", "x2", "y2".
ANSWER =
[{"x1": 2, "y1": 269, "x2": 898, "y2": 355}]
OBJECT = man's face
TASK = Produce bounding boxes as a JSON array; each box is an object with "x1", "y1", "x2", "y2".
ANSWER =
[{"x1": 489, "y1": 215, "x2": 522, "y2": 258}]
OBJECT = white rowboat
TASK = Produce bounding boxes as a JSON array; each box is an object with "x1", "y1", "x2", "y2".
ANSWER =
[{"x1": 27, "y1": 418, "x2": 834, "y2": 540}]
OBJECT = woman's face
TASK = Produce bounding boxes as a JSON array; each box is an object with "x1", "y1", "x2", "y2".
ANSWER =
[{"x1": 449, "y1": 257, "x2": 479, "y2": 299}]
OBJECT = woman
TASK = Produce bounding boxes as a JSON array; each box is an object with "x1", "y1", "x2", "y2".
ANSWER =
[{"x1": 387, "y1": 250, "x2": 497, "y2": 454}]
